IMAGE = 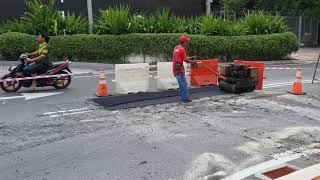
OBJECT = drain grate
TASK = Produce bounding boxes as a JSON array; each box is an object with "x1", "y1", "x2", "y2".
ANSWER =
[{"x1": 262, "y1": 166, "x2": 297, "y2": 179}]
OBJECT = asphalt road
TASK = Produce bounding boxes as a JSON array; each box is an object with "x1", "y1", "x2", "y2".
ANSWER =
[
  {"x1": 0, "y1": 62, "x2": 318, "y2": 121},
  {"x1": 0, "y1": 62, "x2": 319, "y2": 180}
]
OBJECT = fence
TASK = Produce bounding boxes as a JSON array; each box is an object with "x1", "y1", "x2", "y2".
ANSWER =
[
  {"x1": 211, "y1": 9, "x2": 319, "y2": 47},
  {"x1": 284, "y1": 16, "x2": 319, "y2": 47}
]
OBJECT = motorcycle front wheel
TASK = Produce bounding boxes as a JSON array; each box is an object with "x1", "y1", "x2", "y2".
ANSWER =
[
  {"x1": 53, "y1": 71, "x2": 72, "y2": 89},
  {"x1": 0, "y1": 75, "x2": 22, "y2": 93}
]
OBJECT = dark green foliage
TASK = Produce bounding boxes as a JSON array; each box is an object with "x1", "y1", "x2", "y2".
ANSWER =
[{"x1": 0, "y1": 32, "x2": 298, "y2": 62}]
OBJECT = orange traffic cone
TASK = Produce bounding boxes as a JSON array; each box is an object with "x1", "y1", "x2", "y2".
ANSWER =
[
  {"x1": 96, "y1": 68, "x2": 108, "y2": 97},
  {"x1": 289, "y1": 66, "x2": 305, "y2": 95}
]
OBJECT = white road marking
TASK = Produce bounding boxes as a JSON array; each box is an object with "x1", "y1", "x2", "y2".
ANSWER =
[
  {"x1": 62, "y1": 110, "x2": 93, "y2": 116},
  {"x1": 0, "y1": 92, "x2": 63, "y2": 101},
  {"x1": 48, "y1": 110, "x2": 94, "y2": 118},
  {"x1": 44, "y1": 108, "x2": 88, "y2": 115},
  {"x1": 224, "y1": 148, "x2": 320, "y2": 180},
  {"x1": 263, "y1": 80, "x2": 318, "y2": 89},
  {"x1": 73, "y1": 75, "x2": 99, "y2": 79}
]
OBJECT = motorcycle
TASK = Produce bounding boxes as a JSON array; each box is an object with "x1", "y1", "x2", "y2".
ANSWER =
[{"x1": 0, "y1": 54, "x2": 72, "y2": 92}]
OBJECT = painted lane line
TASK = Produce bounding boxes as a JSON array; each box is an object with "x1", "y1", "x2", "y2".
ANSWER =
[
  {"x1": 264, "y1": 80, "x2": 316, "y2": 86},
  {"x1": 62, "y1": 110, "x2": 94, "y2": 116},
  {"x1": 264, "y1": 82, "x2": 297, "y2": 86},
  {"x1": 263, "y1": 85, "x2": 292, "y2": 89},
  {"x1": 92, "y1": 71, "x2": 115, "y2": 75},
  {"x1": 263, "y1": 82, "x2": 294, "y2": 87},
  {"x1": 224, "y1": 148, "x2": 320, "y2": 180},
  {"x1": 265, "y1": 67, "x2": 317, "y2": 70},
  {"x1": 49, "y1": 110, "x2": 94, "y2": 118},
  {"x1": 263, "y1": 80, "x2": 316, "y2": 89},
  {"x1": 0, "y1": 92, "x2": 63, "y2": 101},
  {"x1": 44, "y1": 108, "x2": 88, "y2": 115},
  {"x1": 73, "y1": 75, "x2": 99, "y2": 79},
  {"x1": 73, "y1": 71, "x2": 115, "y2": 79}
]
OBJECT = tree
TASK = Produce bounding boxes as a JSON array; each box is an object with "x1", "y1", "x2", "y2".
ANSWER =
[
  {"x1": 256, "y1": 0, "x2": 320, "y2": 17},
  {"x1": 222, "y1": 0, "x2": 255, "y2": 11},
  {"x1": 221, "y1": 0, "x2": 320, "y2": 19}
]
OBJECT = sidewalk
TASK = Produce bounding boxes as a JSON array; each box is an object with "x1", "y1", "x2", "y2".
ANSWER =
[
  {"x1": 277, "y1": 163, "x2": 320, "y2": 180},
  {"x1": 291, "y1": 47, "x2": 320, "y2": 62}
]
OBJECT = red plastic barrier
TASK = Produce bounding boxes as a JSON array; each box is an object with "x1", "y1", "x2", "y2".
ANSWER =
[
  {"x1": 233, "y1": 60, "x2": 265, "y2": 90},
  {"x1": 190, "y1": 59, "x2": 219, "y2": 86}
]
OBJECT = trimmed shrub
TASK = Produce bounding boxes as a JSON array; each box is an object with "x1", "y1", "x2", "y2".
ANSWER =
[
  {"x1": 0, "y1": 33, "x2": 37, "y2": 59},
  {"x1": 0, "y1": 32, "x2": 298, "y2": 62}
]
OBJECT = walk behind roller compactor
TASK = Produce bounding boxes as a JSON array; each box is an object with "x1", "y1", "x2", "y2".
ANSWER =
[{"x1": 195, "y1": 62, "x2": 259, "y2": 94}]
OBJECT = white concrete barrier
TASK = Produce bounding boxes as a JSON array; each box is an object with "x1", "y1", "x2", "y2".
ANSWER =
[
  {"x1": 113, "y1": 63, "x2": 150, "y2": 94},
  {"x1": 155, "y1": 62, "x2": 189, "y2": 90}
]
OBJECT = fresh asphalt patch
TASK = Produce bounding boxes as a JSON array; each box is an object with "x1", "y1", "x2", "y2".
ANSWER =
[{"x1": 92, "y1": 86, "x2": 227, "y2": 110}]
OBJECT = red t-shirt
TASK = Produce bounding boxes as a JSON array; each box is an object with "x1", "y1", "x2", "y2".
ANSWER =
[{"x1": 172, "y1": 45, "x2": 188, "y2": 75}]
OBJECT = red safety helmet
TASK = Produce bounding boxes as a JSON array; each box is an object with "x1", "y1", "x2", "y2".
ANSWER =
[{"x1": 179, "y1": 36, "x2": 191, "y2": 43}]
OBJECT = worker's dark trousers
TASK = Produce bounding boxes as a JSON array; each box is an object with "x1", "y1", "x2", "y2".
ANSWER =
[{"x1": 175, "y1": 72, "x2": 189, "y2": 102}]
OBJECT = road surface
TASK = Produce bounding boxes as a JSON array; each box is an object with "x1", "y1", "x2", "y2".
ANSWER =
[{"x1": 0, "y1": 62, "x2": 319, "y2": 180}]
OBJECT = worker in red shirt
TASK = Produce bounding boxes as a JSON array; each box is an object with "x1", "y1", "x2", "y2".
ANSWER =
[{"x1": 173, "y1": 36, "x2": 196, "y2": 103}]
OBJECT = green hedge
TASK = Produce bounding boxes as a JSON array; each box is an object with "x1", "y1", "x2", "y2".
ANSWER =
[{"x1": 0, "y1": 32, "x2": 298, "y2": 62}]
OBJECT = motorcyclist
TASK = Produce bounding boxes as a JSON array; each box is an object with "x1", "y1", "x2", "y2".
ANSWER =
[{"x1": 24, "y1": 33, "x2": 52, "y2": 89}]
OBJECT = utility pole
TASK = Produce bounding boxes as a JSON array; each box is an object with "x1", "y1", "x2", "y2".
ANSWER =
[
  {"x1": 206, "y1": 0, "x2": 213, "y2": 16},
  {"x1": 61, "y1": 0, "x2": 66, "y2": 36},
  {"x1": 312, "y1": 51, "x2": 320, "y2": 84},
  {"x1": 87, "y1": 0, "x2": 94, "y2": 34},
  {"x1": 298, "y1": 15, "x2": 303, "y2": 47}
]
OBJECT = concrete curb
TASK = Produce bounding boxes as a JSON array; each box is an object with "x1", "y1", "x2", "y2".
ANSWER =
[
  {"x1": 0, "y1": 59, "x2": 315, "y2": 67},
  {"x1": 0, "y1": 61, "x2": 115, "y2": 71}
]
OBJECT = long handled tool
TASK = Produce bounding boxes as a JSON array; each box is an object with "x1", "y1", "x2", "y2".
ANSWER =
[
  {"x1": 193, "y1": 61, "x2": 257, "y2": 94},
  {"x1": 312, "y1": 50, "x2": 320, "y2": 84},
  {"x1": 195, "y1": 62, "x2": 227, "y2": 80}
]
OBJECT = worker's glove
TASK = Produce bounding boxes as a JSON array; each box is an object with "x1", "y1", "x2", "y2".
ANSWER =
[{"x1": 191, "y1": 60, "x2": 198, "y2": 68}]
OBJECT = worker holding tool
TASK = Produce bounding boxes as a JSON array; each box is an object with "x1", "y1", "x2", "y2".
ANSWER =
[{"x1": 172, "y1": 36, "x2": 197, "y2": 103}]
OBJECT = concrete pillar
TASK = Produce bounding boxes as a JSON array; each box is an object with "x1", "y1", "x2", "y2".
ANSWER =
[
  {"x1": 87, "y1": 0, "x2": 93, "y2": 34},
  {"x1": 206, "y1": 0, "x2": 213, "y2": 16}
]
